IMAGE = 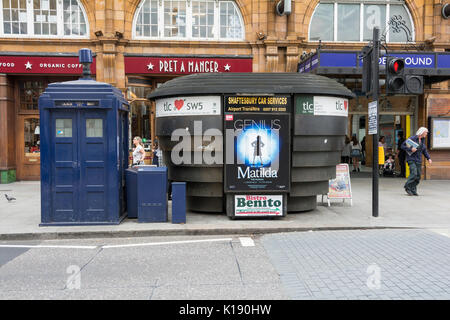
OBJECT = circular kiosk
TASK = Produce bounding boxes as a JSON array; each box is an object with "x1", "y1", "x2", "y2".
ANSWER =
[{"x1": 148, "y1": 73, "x2": 354, "y2": 217}]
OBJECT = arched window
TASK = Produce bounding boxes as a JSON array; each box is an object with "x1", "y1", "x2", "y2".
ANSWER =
[
  {"x1": 133, "y1": 0, "x2": 244, "y2": 40},
  {"x1": 0, "y1": 0, "x2": 89, "y2": 38},
  {"x1": 309, "y1": 0, "x2": 414, "y2": 43}
]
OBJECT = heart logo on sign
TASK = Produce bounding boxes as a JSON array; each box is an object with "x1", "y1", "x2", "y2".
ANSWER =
[
  {"x1": 174, "y1": 99, "x2": 184, "y2": 110},
  {"x1": 344, "y1": 100, "x2": 348, "y2": 111}
]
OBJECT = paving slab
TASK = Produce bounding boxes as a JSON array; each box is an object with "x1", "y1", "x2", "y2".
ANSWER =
[{"x1": 1, "y1": 176, "x2": 450, "y2": 240}]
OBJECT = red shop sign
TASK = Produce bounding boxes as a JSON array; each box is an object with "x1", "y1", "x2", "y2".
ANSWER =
[
  {"x1": 0, "y1": 56, "x2": 96, "y2": 74},
  {"x1": 125, "y1": 56, "x2": 252, "y2": 74}
]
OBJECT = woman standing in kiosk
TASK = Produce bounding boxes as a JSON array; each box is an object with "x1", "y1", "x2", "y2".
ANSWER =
[{"x1": 132, "y1": 136, "x2": 145, "y2": 166}]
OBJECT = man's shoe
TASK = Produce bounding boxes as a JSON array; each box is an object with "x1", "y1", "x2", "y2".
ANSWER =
[
  {"x1": 405, "y1": 188, "x2": 413, "y2": 196},
  {"x1": 412, "y1": 191, "x2": 418, "y2": 196}
]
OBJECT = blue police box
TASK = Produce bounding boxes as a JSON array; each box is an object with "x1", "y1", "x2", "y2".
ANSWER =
[{"x1": 39, "y1": 49, "x2": 130, "y2": 226}]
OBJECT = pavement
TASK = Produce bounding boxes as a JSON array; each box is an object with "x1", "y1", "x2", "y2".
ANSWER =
[
  {"x1": 263, "y1": 229, "x2": 450, "y2": 300},
  {"x1": 1, "y1": 170, "x2": 450, "y2": 240}
]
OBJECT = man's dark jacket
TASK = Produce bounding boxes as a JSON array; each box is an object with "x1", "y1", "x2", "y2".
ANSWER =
[{"x1": 401, "y1": 135, "x2": 431, "y2": 163}]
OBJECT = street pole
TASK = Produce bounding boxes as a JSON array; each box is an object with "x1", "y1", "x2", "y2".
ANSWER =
[{"x1": 372, "y1": 27, "x2": 379, "y2": 217}]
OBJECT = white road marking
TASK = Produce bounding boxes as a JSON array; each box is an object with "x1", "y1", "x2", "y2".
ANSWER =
[
  {"x1": 0, "y1": 237, "x2": 238, "y2": 250},
  {"x1": 239, "y1": 237, "x2": 255, "y2": 247},
  {"x1": 102, "y1": 238, "x2": 233, "y2": 249},
  {"x1": 429, "y1": 229, "x2": 450, "y2": 238},
  {"x1": 0, "y1": 245, "x2": 98, "y2": 249}
]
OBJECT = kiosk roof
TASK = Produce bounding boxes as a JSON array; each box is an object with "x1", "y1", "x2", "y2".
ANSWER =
[{"x1": 148, "y1": 73, "x2": 355, "y2": 100}]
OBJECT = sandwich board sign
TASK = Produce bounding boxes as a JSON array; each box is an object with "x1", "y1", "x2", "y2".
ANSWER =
[{"x1": 322, "y1": 163, "x2": 352, "y2": 206}]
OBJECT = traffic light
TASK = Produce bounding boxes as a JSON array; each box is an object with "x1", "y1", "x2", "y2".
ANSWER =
[
  {"x1": 386, "y1": 57, "x2": 424, "y2": 95},
  {"x1": 386, "y1": 57, "x2": 405, "y2": 95},
  {"x1": 405, "y1": 75, "x2": 424, "y2": 95}
]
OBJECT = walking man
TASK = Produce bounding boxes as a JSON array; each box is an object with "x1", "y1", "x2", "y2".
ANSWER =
[
  {"x1": 401, "y1": 127, "x2": 432, "y2": 196},
  {"x1": 396, "y1": 131, "x2": 406, "y2": 177}
]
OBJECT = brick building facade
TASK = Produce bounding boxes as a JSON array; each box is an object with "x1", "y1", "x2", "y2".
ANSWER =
[{"x1": 0, "y1": 0, "x2": 449, "y2": 182}]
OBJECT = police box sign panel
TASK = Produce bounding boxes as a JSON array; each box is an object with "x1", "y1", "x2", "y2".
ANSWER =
[
  {"x1": 296, "y1": 96, "x2": 348, "y2": 117},
  {"x1": 224, "y1": 95, "x2": 290, "y2": 192},
  {"x1": 235, "y1": 195, "x2": 283, "y2": 217},
  {"x1": 156, "y1": 96, "x2": 221, "y2": 117}
]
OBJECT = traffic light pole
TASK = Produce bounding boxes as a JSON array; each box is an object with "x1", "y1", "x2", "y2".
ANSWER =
[{"x1": 371, "y1": 27, "x2": 379, "y2": 218}]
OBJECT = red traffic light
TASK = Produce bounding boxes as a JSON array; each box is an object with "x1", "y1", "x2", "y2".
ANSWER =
[{"x1": 388, "y1": 58, "x2": 405, "y2": 74}]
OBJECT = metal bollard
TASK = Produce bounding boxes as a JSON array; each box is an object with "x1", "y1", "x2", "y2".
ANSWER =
[{"x1": 172, "y1": 182, "x2": 186, "y2": 224}]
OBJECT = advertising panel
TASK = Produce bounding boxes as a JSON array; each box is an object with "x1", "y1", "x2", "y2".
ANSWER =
[
  {"x1": 234, "y1": 195, "x2": 283, "y2": 217},
  {"x1": 155, "y1": 96, "x2": 221, "y2": 117},
  {"x1": 296, "y1": 96, "x2": 348, "y2": 117},
  {"x1": 328, "y1": 164, "x2": 352, "y2": 199},
  {"x1": 430, "y1": 117, "x2": 450, "y2": 149},
  {"x1": 224, "y1": 95, "x2": 291, "y2": 192}
]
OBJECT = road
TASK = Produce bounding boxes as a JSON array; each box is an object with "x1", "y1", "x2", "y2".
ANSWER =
[{"x1": 1, "y1": 229, "x2": 450, "y2": 300}]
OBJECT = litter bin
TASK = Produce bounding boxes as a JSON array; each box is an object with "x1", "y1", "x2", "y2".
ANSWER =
[{"x1": 126, "y1": 166, "x2": 168, "y2": 222}]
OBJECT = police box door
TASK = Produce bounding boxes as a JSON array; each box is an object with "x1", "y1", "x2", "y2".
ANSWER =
[{"x1": 50, "y1": 109, "x2": 108, "y2": 223}]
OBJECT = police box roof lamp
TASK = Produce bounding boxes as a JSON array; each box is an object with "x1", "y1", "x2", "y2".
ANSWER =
[
  {"x1": 443, "y1": 3, "x2": 450, "y2": 19},
  {"x1": 79, "y1": 48, "x2": 93, "y2": 80},
  {"x1": 276, "y1": 0, "x2": 291, "y2": 16}
]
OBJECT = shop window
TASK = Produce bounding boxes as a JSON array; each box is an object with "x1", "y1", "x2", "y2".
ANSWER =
[
  {"x1": 135, "y1": 0, "x2": 158, "y2": 37},
  {"x1": 63, "y1": 0, "x2": 87, "y2": 36},
  {"x1": 337, "y1": 4, "x2": 360, "y2": 41},
  {"x1": 24, "y1": 118, "x2": 40, "y2": 162},
  {"x1": 20, "y1": 80, "x2": 46, "y2": 111},
  {"x1": 219, "y1": 1, "x2": 242, "y2": 39},
  {"x1": 0, "y1": 0, "x2": 88, "y2": 38},
  {"x1": 192, "y1": 0, "x2": 214, "y2": 39},
  {"x1": 2, "y1": 0, "x2": 27, "y2": 34},
  {"x1": 310, "y1": 1, "x2": 414, "y2": 43},
  {"x1": 363, "y1": 4, "x2": 386, "y2": 41},
  {"x1": 164, "y1": 0, "x2": 186, "y2": 37},
  {"x1": 309, "y1": 3, "x2": 333, "y2": 41},
  {"x1": 133, "y1": 0, "x2": 244, "y2": 41},
  {"x1": 127, "y1": 85, "x2": 153, "y2": 150},
  {"x1": 33, "y1": 0, "x2": 57, "y2": 35}
]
